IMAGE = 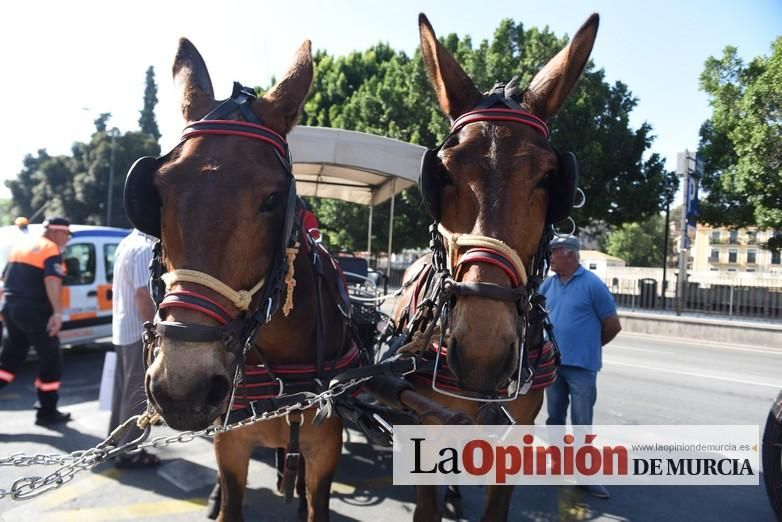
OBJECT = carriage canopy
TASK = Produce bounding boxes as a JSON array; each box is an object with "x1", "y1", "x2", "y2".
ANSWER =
[{"x1": 288, "y1": 126, "x2": 426, "y2": 206}]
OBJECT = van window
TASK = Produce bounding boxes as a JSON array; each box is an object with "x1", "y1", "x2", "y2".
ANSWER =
[
  {"x1": 104, "y1": 243, "x2": 119, "y2": 283},
  {"x1": 63, "y1": 243, "x2": 96, "y2": 285}
]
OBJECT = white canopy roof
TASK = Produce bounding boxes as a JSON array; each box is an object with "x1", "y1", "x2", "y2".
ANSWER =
[{"x1": 287, "y1": 126, "x2": 426, "y2": 206}]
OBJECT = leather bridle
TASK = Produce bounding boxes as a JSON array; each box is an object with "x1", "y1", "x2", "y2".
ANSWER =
[
  {"x1": 411, "y1": 88, "x2": 561, "y2": 402},
  {"x1": 142, "y1": 83, "x2": 300, "y2": 377}
]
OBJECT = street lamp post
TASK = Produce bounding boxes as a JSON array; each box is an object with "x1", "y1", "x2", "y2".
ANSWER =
[
  {"x1": 675, "y1": 150, "x2": 702, "y2": 316},
  {"x1": 106, "y1": 127, "x2": 120, "y2": 227}
]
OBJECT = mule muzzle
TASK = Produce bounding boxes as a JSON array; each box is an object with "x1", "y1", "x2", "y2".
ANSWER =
[{"x1": 147, "y1": 374, "x2": 231, "y2": 431}]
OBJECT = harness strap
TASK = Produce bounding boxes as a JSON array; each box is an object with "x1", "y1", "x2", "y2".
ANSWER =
[
  {"x1": 280, "y1": 417, "x2": 301, "y2": 503},
  {"x1": 313, "y1": 250, "x2": 326, "y2": 381},
  {"x1": 155, "y1": 319, "x2": 243, "y2": 343},
  {"x1": 437, "y1": 223, "x2": 527, "y2": 286},
  {"x1": 445, "y1": 281, "x2": 527, "y2": 302},
  {"x1": 202, "y1": 82, "x2": 262, "y2": 124}
]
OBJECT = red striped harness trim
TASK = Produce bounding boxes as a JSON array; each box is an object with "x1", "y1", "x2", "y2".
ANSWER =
[
  {"x1": 232, "y1": 344, "x2": 362, "y2": 407},
  {"x1": 450, "y1": 108, "x2": 550, "y2": 138},
  {"x1": 34, "y1": 378, "x2": 61, "y2": 392},
  {"x1": 457, "y1": 247, "x2": 522, "y2": 287},
  {"x1": 182, "y1": 120, "x2": 288, "y2": 158},
  {"x1": 159, "y1": 290, "x2": 235, "y2": 326},
  {"x1": 245, "y1": 344, "x2": 360, "y2": 377},
  {"x1": 409, "y1": 341, "x2": 557, "y2": 392}
]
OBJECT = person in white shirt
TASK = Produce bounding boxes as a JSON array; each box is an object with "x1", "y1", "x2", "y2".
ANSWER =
[{"x1": 108, "y1": 229, "x2": 159, "y2": 468}]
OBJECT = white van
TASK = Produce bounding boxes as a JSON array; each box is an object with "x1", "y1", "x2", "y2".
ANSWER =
[{"x1": 0, "y1": 224, "x2": 131, "y2": 346}]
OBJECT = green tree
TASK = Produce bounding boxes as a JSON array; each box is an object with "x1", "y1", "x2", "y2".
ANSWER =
[
  {"x1": 139, "y1": 66, "x2": 161, "y2": 142},
  {"x1": 604, "y1": 215, "x2": 667, "y2": 267},
  {"x1": 697, "y1": 38, "x2": 782, "y2": 234},
  {"x1": 93, "y1": 112, "x2": 111, "y2": 133},
  {"x1": 6, "y1": 118, "x2": 159, "y2": 227},
  {"x1": 70, "y1": 127, "x2": 160, "y2": 226}
]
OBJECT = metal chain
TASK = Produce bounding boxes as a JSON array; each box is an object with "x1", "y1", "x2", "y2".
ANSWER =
[{"x1": 0, "y1": 369, "x2": 378, "y2": 501}]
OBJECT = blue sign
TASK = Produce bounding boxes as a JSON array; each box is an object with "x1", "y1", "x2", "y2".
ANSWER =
[{"x1": 686, "y1": 176, "x2": 699, "y2": 227}]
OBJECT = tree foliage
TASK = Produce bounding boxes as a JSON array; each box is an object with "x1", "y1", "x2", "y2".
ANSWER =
[
  {"x1": 6, "y1": 128, "x2": 159, "y2": 227},
  {"x1": 300, "y1": 19, "x2": 676, "y2": 252},
  {"x1": 0, "y1": 199, "x2": 11, "y2": 225},
  {"x1": 5, "y1": 66, "x2": 160, "y2": 227},
  {"x1": 697, "y1": 38, "x2": 782, "y2": 233},
  {"x1": 604, "y1": 214, "x2": 667, "y2": 267},
  {"x1": 139, "y1": 65, "x2": 161, "y2": 142}
]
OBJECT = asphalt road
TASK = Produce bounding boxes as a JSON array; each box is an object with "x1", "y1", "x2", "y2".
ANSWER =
[{"x1": 0, "y1": 331, "x2": 779, "y2": 521}]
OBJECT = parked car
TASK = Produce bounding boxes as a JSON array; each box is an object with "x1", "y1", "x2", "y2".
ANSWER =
[{"x1": 0, "y1": 224, "x2": 131, "y2": 346}]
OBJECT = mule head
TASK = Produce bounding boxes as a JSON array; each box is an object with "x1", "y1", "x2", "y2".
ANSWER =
[
  {"x1": 418, "y1": 13, "x2": 598, "y2": 394},
  {"x1": 144, "y1": 38, "x2": 313, "y2": 431}
]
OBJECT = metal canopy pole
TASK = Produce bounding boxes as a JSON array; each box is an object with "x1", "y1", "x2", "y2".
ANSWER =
[
  {"x1": 386, "y1": 179, "x2": 396, "y2": 278},
  {"x1": 367, "y1": 203, "x2": 373, "y2": 257}
]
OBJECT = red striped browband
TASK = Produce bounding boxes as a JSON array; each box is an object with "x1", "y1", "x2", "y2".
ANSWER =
[{"x1": 451, "y1": 108, "x2": 550, "y2": 139}]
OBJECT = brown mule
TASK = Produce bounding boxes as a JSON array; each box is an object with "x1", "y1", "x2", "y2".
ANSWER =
[
  {"x1": 137, "y1": 39, "x2": 352, "y2": 522},
  {"x1": 391, "y1": 13, "x2": 600, "y2": 522}
]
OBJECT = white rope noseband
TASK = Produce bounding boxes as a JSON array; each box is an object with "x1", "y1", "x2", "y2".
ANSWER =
[
  {"x1": 437, "y1": 223, "x2": 528, "y2": 286},
  {"x1": 160, "y1": 243, "x2": 299, "y2": 314}
]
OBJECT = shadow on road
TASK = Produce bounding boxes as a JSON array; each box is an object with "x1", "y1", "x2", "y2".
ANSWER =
[{"x1": 0, "y1": 423, "x2": 104, "y2": 456}]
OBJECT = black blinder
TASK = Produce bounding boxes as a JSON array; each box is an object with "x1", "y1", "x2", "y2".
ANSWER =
[
  {"x1": 546, "y1": 151, "x2": 580, "y2": 225},
  {"x1": 419, "y1": 146, "x2": 447, "y2": 220},
  {"x1": 124, "y1": 155, "x2": 163, "y2": 238}
]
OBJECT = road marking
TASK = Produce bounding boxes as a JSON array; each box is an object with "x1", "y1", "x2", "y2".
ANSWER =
[
  {"x1": 40, "y1": 498, "x2": 207, "y2": 521},
  {"x1": 32, "y1": 467, "x2": 120, "y2": 510},
  {"x1": 603, "y1": 358, "x2": 782, "y2": 389},
  {"x1": 610, "y1": 344, "x2": 674, "y2": 355},
  {"x1": 1, "y1": 468, "x2": 121, "y2": 520},
  {"x1": 618, "y1": 331, "x2": 782, "y2": 355}
]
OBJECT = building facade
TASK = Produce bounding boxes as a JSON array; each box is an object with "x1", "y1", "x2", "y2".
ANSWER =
[{"x1": 691, "y1": 226, "x2": 781, "y2": 274}]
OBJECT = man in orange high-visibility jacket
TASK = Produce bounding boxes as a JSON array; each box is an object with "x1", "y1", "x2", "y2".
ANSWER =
[{"x1": 0, "y1": 217, "x2": 72, "y2": 426}]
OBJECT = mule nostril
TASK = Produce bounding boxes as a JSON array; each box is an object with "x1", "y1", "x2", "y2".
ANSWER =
[{"x1": 206, "y1": 375, "x2": 230, "y2": 408}]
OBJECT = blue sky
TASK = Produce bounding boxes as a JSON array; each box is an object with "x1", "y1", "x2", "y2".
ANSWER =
[{"x1": 0, "y1": 0, "x2": 779, "y2": 202}]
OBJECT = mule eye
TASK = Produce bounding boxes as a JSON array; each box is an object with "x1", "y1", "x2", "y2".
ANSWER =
[
  {"x1": 536, "y1": 170, "x2": 554, "y2": 189},
  {"x1": 259, "y1": 192, "x2": 281, "y2": 213}
]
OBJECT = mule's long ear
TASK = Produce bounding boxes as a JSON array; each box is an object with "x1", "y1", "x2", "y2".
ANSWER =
[
  {"x1": 173, "y1": 38, "x2": 215, "y2": 122},
  {"x1": 419, "y1": 13, "x2": 482, "y2": 120},
  {"x1": 260, "y1": 40, "x2": 313, "y2": 135},
  {"x1": 524, "y1": 13, "x2": 599, "y2": 120}
]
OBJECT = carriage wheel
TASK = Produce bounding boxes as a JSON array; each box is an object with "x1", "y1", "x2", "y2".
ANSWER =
[{"x1": 763, "y1": 389, "x2": 782, "y2": 520}]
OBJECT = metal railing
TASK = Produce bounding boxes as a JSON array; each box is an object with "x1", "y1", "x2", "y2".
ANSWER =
[
  {"x1": 372, "y1": 260, "x2": 782, "y2": 321},
  {"x1": 605, "y1": 276, "x2": 782, "y2": 320}
]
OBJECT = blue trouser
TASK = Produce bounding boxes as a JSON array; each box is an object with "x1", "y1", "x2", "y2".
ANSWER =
[{"x1": 545, "y1": 364, "x2": 597, "y2": 426}]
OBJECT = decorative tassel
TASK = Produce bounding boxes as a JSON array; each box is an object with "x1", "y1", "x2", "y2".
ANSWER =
[{"x1": 282, "y1": 242, "x2": 300, "y2": 317}]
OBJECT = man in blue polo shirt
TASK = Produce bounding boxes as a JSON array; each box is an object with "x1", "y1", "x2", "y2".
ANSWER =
[{"x1": 540, "y1": 234, "x2": 621, "y2": 499}]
